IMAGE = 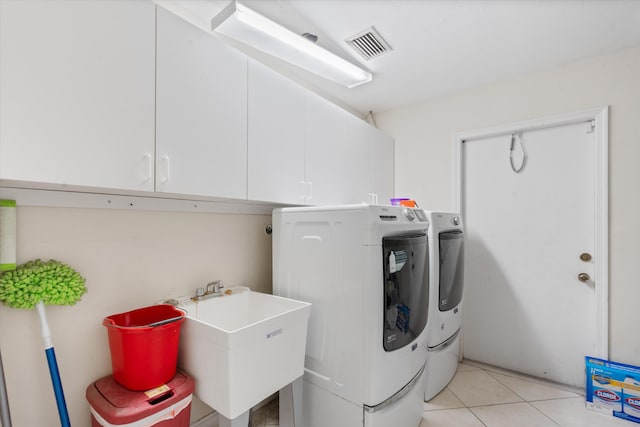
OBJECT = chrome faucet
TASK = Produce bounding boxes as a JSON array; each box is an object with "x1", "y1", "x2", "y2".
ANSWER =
[{"x1": 192, "y1": 280, "x2": 225, "y2": 301}]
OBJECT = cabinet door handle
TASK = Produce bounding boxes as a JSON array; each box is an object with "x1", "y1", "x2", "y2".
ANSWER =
[
  {"x1": 299, "y1": 181, "x2": 307, "y2": 203},
  {"x1": 299, "y1": 181, "x2": 312, "y2": 202},
  {"x1": 143, "y1": 153, "x2": 152, "y2": 182},
  {"x1": 160, "y1": 155, "x2": 170, "y2": 183}
]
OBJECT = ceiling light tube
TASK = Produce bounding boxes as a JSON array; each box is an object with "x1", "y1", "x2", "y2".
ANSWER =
[{"x1": 211, "y1": 0, "x2": 372, "y2": 88}]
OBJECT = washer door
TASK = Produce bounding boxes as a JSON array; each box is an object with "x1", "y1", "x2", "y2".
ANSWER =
[{"x1": 382, "y1": 233, "x2": 429, "y2": 352}]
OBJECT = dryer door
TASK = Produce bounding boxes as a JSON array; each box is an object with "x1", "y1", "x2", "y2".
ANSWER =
[
  {"x1": 382, "y1": 233, "x2": 429, "y2": 352},
  {"x1": 439, "y1": 230, "x2": 464, "y2": 311}
]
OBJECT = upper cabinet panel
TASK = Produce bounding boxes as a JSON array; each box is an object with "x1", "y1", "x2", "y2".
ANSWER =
[
  {"x1": 247, "y1": 58, "x2": 394, "y2": 206},
  {"x1": 344, "y1": 113, "x2": 377, "y2": 204},
  {"x1": 0, "y1": 0, "x2": 156, "y2": 191},
  {"x1": 372, "y1": 130, "x2": 395, "y2": 204},
  {"x1": 304, "y1": 93, "x2": 348, "y2": 206},
  {"x1": 305, "y1": 95, "x2": 374, "y2": 205},
  {"x1": 156, "y1": 7, "x2": 248, "y2": 199},
  {"x1": 247, "y1": 59, "x2": 306, "y2": 205}
]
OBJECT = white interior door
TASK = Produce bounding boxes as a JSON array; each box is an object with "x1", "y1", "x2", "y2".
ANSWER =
[{"x1": 457, "y1": 108, "x2": 608, "y2": 388}]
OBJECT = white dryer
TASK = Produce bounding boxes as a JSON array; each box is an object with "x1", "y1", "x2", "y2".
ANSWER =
[
  {"x1": 273, "y1": 204, "x2": 430, "y2": 427},
  {"x1": 423, "y1": 211, "x2": 465, "y2": 401}
]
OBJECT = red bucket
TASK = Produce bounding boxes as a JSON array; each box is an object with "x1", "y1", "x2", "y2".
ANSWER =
[{"x1": 103, "y1": 304, "x2": 186, "y2": 391}]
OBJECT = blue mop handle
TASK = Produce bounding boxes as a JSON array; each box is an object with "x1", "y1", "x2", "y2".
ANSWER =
[
  {"x1": 36, "y1": 302, "x2": 71, "y2": 427},
  {"x1": 44, "y1": 347, "x2": 70, "y2": 427}
]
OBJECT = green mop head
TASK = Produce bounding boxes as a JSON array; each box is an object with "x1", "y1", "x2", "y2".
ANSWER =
[{"x1": 0, "y1": 259, "x2": 87, "y2": 309}]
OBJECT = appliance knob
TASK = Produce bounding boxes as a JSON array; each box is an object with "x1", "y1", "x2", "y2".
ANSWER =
[
  {"x1": 403, "y1": 208, "x2": 415, "y2": 221},
  {"x1": 452, "y1": 216, "x2": 460, "y2": 226}
]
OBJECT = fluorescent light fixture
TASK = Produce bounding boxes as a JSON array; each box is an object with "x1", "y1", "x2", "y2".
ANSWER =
[{"x1": 211, "y1": 1, "x2": 372, "y2": 88}]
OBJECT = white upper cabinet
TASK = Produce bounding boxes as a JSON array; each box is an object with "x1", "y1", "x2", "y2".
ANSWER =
[
  {"x1": 156, "y1": 7, "x2": 248, "y2": 199},
  {"x1": 247, "y1": 59, "x2": 306, "y2": 205},
  {"x1": 371, "y1": 130, "x2": 395, "y2": 205},
  {"x1": 0, "y1": 0, "x2": 156, "y2": 191},
  {"x1": 344, "y1": 114, "x2": 379, "y2": 205},
  {"x1": 0, "y1": 1, "x2": 393, "y2": 206},
  {"x1": 247, "y1": 58, "x2": 394, "y2": 206},
  {"x1": 342, "y1": 116, "x2": 395, "y2": 206},
  {"x1": 304, "y1": 93, "x2": 350, "y2": 205}
]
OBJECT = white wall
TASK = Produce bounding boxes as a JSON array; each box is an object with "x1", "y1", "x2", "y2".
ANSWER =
[
  {"x1": 0, "y1": 206, "x2": 272, "y2": 426},
  {"x1": 376, "y1": 44, "x2": 640, "y2": 366}
]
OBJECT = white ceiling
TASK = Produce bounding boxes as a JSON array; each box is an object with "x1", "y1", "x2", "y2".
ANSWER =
[{"x1": 159, "y1": 0, "x2": 640, "y2": 116}]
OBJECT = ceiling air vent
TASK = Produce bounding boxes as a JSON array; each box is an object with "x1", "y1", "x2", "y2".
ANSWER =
[{"x1": 345, "y1": 26, "x2": 392, "y2": 61}]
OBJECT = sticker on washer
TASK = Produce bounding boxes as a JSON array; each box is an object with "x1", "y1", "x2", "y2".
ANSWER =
[{"x1": 389, "y1": 250, "x2": 407, "y2": 273}]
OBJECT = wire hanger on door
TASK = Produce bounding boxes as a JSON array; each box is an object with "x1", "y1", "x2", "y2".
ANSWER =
[{"x1": 510, "y1": 131, "x2": 527, "y2": 173}]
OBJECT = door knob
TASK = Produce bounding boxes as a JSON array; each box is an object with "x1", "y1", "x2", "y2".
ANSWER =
[
  {"x1": 578, "y1": 273, "x2": 590, "y2": 283},
  {"x1": 580, "y1": 253, "x2": 592, "y2": 262}
]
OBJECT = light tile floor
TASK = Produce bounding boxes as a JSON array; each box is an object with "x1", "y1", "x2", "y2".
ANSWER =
[
  {"x1": 420, "y1": 360, "x2": 630, "y2": 427},
  {"x1": 206, "y1": 360, "x2": 630, "y2": 426}
]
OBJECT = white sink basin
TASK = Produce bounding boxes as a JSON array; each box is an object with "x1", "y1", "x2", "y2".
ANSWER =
[{"x1": 176, "y1": 288, "x2": 311, "y2": 421}]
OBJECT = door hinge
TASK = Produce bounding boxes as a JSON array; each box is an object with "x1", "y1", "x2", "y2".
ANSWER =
[{"x1": 586, "y1": 120, "x2": 595, "y2": 133}]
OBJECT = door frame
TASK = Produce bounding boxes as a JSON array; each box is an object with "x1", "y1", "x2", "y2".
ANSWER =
[{"x1": 453, "y1": 106, "x2": 609, "y2": 359}]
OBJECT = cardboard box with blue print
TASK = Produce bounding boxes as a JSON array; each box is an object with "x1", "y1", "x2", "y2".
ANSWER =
[{"x1": 585, "y1": 356, "x2": 640, "y2": 424}]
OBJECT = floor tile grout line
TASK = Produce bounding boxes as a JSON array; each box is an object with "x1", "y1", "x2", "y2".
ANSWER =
[
  {"x1": 526, "y1": 395, "x2": 586, "y2": 403},
  {"x1": 484, "y1": 368, "x2": 578, "y2": 405},
  {"x1": 442, "y1": 366, "x2": 508, "y2": 426},
  {"x1": 449, "y1": 367, "x2": 525, "y2": 407},
  {"x1": 525, "y1": 400, "x2": 563, "y2": 426},
  {"x1": 448, "y1": 364, "x2": 572, "y2": 426},
  {"x1": 467, "y1": 401, "x2": 564, "y2": 427},
  {"x1": 465, "y1": 401, "x2": 532, "y2": 409},
  {"x1": 460, "y1": 406, "x2": 488, "y2": 427},
  {"x1": 482, "y1": 368, "x2": 584, "y2": 406},
  {"x1": 465, "y1": 406, "x2": 489, "y2": 427},
  {"x1": 483, "y1": 369, "x2": 532, "y2": 403},
  {"x1": 445, "y1": 383, "x2": 469, "y2": 408},
  {"x1": 463, "y1": 359, "x2": 584, "y2": 396}
]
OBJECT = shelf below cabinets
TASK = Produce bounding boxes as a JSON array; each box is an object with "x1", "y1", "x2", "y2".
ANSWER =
[{"x1": 0, "y1": 181, "x2": 285, "y2": 216}]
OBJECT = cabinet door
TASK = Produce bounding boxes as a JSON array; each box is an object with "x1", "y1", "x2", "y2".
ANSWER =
[
  {"x1": 308, "y1": 98, "x2": 386, "y2": 206},
  {"x1": 248, "y1": 60, "x2": 306, "y2": 204},
  {"x1": 372, "y1": 130, "x2": 395, "y2": 204},
  {"x1": 304, "y1": 93, "x2": 350, "y2": 205},
  {"x1": 156, "y1": 7, "x2": 247, "y2": 199},
  {"x1": 344, "y1": 114, "x2": 375, "y2": 204},
  {"x1": 0, "y1": 0, "x2": 155, "y2": 191}
]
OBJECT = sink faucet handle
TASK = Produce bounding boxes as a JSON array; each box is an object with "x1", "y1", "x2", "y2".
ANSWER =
[{"x1": 206, "y1": 280, "x2": 224, "y2": 294}]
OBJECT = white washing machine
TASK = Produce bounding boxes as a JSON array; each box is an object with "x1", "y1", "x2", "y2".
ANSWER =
[
  {"x1": 423, "y1": 211, "x2": 465, "y2": 401},
  {"x1": 273, "y1": 204, "x2": 430, "y2": 427}
]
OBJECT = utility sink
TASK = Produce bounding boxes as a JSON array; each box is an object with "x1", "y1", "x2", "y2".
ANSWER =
[{"x1": 175, "y1": 288, "x2": 311, "y2": 424}]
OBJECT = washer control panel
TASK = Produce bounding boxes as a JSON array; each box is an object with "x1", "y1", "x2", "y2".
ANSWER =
[
  {"x1": 414, "y1": 209, "x2": 428, "y2": 222},
  {"x1": 376, "y1": 206, "x2": 428, "y2": 223},
  {"x1": 403, "y1": 208, "x2": 428, "y2": 222},
  {"x1": 403, "y1": 208, "x2": 416, "y2": 221}
]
